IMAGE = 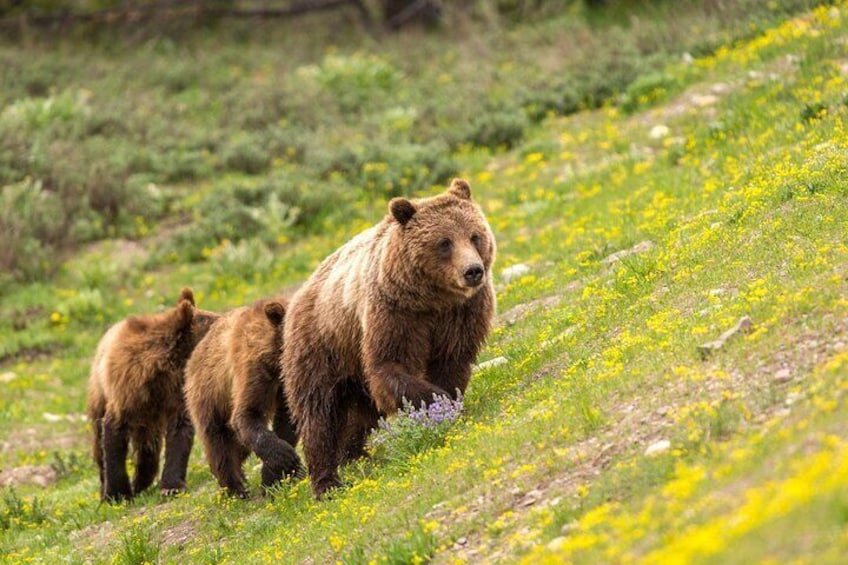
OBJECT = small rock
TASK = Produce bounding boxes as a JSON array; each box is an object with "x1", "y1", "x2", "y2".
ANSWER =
[
  {"x1": 649, "y1": 125, "x2": 670, "y2": 139},
  {"x1": 710, "y1": 82, "x2": 732, "y2": 95},
  {"x1": 0, "y1": 371, "x2": 16, "y2": 383},
  {"x1": 546, "y1": 536, "x2": 567, "y2": 551},
  {"x1": 560, "y1": 521, "x2": 579, "y2": 535},
  {"x1": 692, "y1": 94, "x2": 718, "y2": 107},
  {"x1": 602, "y1": 240, "x2": 655, "y2": 265},
  {"x1": 644, "y1": 440, "x2": 671, "y2": 457},
  {"x1": 456, "y1": 537, "x2": 468, "y2": 546},
  {"x1": 501, "y1": 263, "x2": 531, "y2": 284},
  {"x1": 773, "y1": 368, "x2": 792, "y2": 383},
  {"x1": 474, "y1": 356, "x2": 508, "y2": 372},
  {"x1": 520, "y1": 489, "x2": 543, "y2": 507},
  {"x1": 698, "y1": 315, "x2": 754, "y2": 359},
  {"x1": 785, "y1": 392, "x2": 803, "y2": 406},
  {"x1": 682, "y1": 52, "x2": 694, "y2": 65},
  {"x1": 42, "y1": 412, "x2": 64, "y2": 423}
]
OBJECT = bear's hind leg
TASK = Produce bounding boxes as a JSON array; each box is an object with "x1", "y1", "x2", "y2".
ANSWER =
[
  {"x1": 90, "y1": 409, "x2": 106, "y2": 499},
  {"x1": 203, "y1": 417, "x2": 249, "y2": 498},
  {"x1": 340, "y1": 384, "x2": 379, "y2": 464},
  {"x1": 131, "y1": 427, "x2": 162, "y2": 496},
  {"x1": 160, "y1": 408, "x2": 194, "y2": 496},
  {"x1": 300, "y1": 385, "x2": 349, "y2": 499},
  {"x1": 101, "y1": 414, "x2": 132, "y2": 503}
]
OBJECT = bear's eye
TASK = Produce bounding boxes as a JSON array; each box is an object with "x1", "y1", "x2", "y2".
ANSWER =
[
  {"x1": 438, "y1": 238, "x2": 453, "y2": 253},
  {"x1": 470, "y1": 233, "x2": 482, "y2": 246}
]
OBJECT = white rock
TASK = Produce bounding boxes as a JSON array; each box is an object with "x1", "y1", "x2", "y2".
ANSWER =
[
  {"x1": 773, "y1": 368, "x2": 792, "y2": 383},
  {"x1": 692, "y1": 94, "x2": 718, "y2": 107},
  {"x1": 501, "y1": 263, "x2": 531, "y2": 283},
  {"x1": 474, "y1": 356, "x2": 508, "y2": 372},
  {"x1": 546, "y1": 537, "x2": 567, "y2": 551},
  {"x1": 0, "y1": 371, "x2": 17, "y2": 383},
  {"x1": 42, "y1": 412, "x2": 63, "y2": 423},
  {"x1": 602, "y1": 240, "x2": 655, "y2": 265},
  {"x1": 649, "y1": 125, "x2": 670, "y2": 139},
  {"x1": 644, "y1": 439, "x2": 671, "y2": 456}
]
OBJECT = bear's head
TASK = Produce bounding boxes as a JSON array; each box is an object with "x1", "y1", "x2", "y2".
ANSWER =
[{"x1": 388, "y1": 178, "x2": 495, "y2": 304}]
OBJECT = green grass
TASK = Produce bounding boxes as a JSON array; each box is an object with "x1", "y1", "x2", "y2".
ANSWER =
[{"x1": 2, "y1": 1, "x2": 848, "y2": 563}]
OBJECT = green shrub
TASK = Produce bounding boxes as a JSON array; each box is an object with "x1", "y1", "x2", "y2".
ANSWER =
[
  {"x1": 0, "y1": 179, "x2": 66, "y2": 282},
  {"x1": 465, "y1": 108, "x2": 529, "y2": 149},
  {"x1": 619, "y1": 71, "x2": 681, "y2": 113},
  {"x1": 221, "y1": 133, "x2": 272, "y2": 174},
  {"x1": 297, "y1": 53, "x2": 403, "y2": 114}
]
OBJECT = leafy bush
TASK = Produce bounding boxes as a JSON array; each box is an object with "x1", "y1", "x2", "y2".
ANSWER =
[
  {"x1": 297, "y1": 53, "x2": 403, "y2": 114},
  {"x1": 221, "y1": 133, "x2": 272, "y2": 174},
  {"x1": 619, "y1": 71, "x2": 681, "y2": 114},
  {"x1": 465, "y1": 108, "x2": 529, "y2": 149},
  {"x1": 0, "y1": 179, "x2": 65, "y2": 282}
]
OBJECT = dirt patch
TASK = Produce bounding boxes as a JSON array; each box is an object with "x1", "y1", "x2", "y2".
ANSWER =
[
  {"x1": 1, "y1": 426, "x2": 84, "y2": 458},
  {"x1": 160, "y1": 520, "x2": 197, "y2": 549},
  {"x1": 69, "y1": 520, "x2": 117, "y2": 550},
  {"x1": 0, "y1": 465, "x2": 57, "y2": 488},
  {"x1": 497, "y1": 295, "x2": 564, "y2": 327}
]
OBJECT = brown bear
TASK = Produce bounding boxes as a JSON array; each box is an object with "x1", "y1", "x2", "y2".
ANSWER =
[
  {"x1": 184, "y1": 297, "x2": 303, "y2": 498},
  {"x1": 86, "y1": 288, "x2": 219, "y2": 502},
  {"x1": 283, "y1": 178, "x2": 496, "y2": 498}
]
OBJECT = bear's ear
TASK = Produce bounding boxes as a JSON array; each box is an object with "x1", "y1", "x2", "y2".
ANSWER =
[
  {"x1": 264, "y1": 301, "x2": 286, "y2": 327},
  {"x1": 448, "y1": 178, "x2": 472, "y2": 200},
  {"x1": 390, "y1": 198, "x2": 417, "y2": 225},
  {"x1": 175, "y1": 299, "x2": 194, "y2": 330},
  {"x1": 178, "y1": 287, "x2": 195, "y2": 306}
]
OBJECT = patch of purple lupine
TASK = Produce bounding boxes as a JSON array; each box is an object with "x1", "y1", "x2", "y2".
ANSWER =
[
  {"x1": 376, "y1": 391, "x2": 464, "y2": 437},
  {"x1": 406, "y1": 392, "x2": 464, "y2": 427}
]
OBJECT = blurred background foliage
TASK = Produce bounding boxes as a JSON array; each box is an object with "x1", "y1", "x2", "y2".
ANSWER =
[{"x1": 0, "y1": 0, "x2": 822, "y2": 288}]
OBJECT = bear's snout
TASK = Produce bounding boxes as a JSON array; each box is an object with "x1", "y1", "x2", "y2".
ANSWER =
[{"x1": 463, "y1": 264, "x2": 485, "y2": 287}]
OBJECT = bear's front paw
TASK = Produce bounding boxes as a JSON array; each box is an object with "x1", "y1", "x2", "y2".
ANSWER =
[
  {"x1": 159, "y1": 479, "x2": 187, "y2": 497},
  {"x1": 312, "y1": 475, "x2": 343, "y2": 500}
]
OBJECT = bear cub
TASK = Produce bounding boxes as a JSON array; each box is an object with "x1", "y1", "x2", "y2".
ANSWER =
[
  {"x1": 185, "y1": 297, "x2": 303, "y2": 498},
  {"x1": 283, "y1": 178, "x2": 496, "y2": 498},
  {"x1": 87, "y1": 288, "x2": 219, "y2": 502}
]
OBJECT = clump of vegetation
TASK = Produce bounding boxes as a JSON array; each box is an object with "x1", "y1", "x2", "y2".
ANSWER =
[{"x1": 371, "y1": 393, "x2": 464, "y2": 468}]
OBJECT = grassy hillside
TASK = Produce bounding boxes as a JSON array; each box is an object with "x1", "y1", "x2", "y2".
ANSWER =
[{"x1": 2, "y1": 1, "x2": 848, "y2": 563}]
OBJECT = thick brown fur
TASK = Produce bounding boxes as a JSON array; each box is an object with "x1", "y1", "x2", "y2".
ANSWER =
[
  {"x1": 283, "y1": 179, "x2": 496, "y2": 498},
  {"x1": 184, "y1": 297, "x2": 302, "y2": 498},
  {"x1": 86, "y1": 288, "x2": 219, "y2": 502}
]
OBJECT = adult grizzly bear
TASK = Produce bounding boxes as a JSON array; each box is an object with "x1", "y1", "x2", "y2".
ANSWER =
[
  {"x1": 283, "y1": 178, "x2": 496, "y2": 498},
  {"x1": 184, "y1": 297, "x2": 303, "y2": 498},
  {"x1": 86, "y1": 288, "x2": 219, "y2": 502}
]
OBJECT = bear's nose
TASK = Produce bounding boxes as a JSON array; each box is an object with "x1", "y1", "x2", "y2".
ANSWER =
[{"x1": 463, "y1": 264, "x2": 484, "y2": 287}]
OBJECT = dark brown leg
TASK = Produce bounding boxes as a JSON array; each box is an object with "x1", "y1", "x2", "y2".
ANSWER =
[
  {"x1": 131, "y1": 427, "x2": 161, "y2": 496},
  {"x1": 101, "y1": 414, "x2": 132, "y2": 503},
  {"x1": 300, "y1": 384, "x2": 348, "y2": 499},
  {"x1": 91, "y1": 411, "x2": 106, "y2": 499},
  {"x1": 272, "y1": 386, "x2": 299, "y2": 448},
  {"x1": 234, "y1": 408, "x2": 303, "y2": 490},
  {"x1": 340, "y1": 384, "x2": 379, "y2": 464},
  {"x1": 202, "y1": 416, "x2": 249, "y2": 498},
  {"x1": 159, "y1": 409, "x2": 194, "y2": 495}
]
